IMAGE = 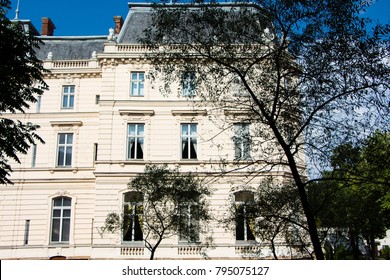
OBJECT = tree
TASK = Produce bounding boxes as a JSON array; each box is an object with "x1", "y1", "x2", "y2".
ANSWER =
[
  {"x1": 140, "y1": 1, "x2": 389, "y2": 259},
  {"x1": 222, "y1": 177, "x2": 312, "y2": 259},
  {"x1": 102, "y1": 164, "x2": 212, "y2": 260},
  {"x1": 0, "y1": 0, "x2": 47, "y2": 184},
  {"x1": 255, "y1": 179, "x2": 312, "y2": 259},
  {"x1": 309, "y1": 131, "x2": 390, "y2": 259}
]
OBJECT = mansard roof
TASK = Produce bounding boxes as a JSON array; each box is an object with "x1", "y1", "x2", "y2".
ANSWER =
[
  {"x1": 117, "y1": 5, "x2": 153, "y2": 44},
  {"x1": 36, "y1": 36, "x2": 106, "y2": 61},
  {"x1": 34, "y1": 2, "x2": 263, "y2": 61}
]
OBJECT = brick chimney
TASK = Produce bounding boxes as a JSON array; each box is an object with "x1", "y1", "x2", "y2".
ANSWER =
[
  {"x1": 41, "y1": 17, "x2": 56, "y2": 36},
  {"x1": 113, "y1": 16, "x2": 123, "y2": 34}
]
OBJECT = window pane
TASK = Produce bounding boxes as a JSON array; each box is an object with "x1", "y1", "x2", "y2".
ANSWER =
[
  {"x1": 53, "y1": 209, "x2": 61, "y2": 217},
  {"x1": 124, "y1": 192, "x2": 143, "y2": 203},
  {"x1": 51, "y1": 219, "x2": 60, "y2": 242},
  {"x1": 190, "y1": 124, "x2": 197, "y2": 135},
  {"x1": 235, "y1": 205, "x2": 245, "y2": 240},
  {"x1": 123, "y1": 215, "x2": 133, "y2": 241},
  {"x1": 63, "y1": 209, "x2": 71, "y2": 217},
  {"x1": 69, "y1": 86, "x2": 75, "y2": 93},
  {"x1": 128, "y1": 138, "x2": 135, "y2": 159},
  {"x1": 62, "y1": 95, "x2": 68, "y2": 107},
  {"x1": 136, "y1": 138, "x2": 144, "y2": 159},
  {"x1": 61, "y1": 218, "x2": 70, "y2": 242},
  {"x1": 138, "y1": 124, "x2": 144, "y2": 136},
  {"x1": 53, "y1": 198, "x2": 62, "y2": 207},
  {"x1": 65, "y1": 147, "x2": 72, "y2": 166},
  {"x1": 66, "y1": 134, "x2": 73, "y2": 144},
  {"x1": 139, "y1": 83, "x2": 144, "y2": 96},
  {"x1": 132, "y1": 83, "x2": 137, "y2": 95},
  {"x1": 128, "y1": 125, "x2": 136, "y2": 136},
  {"x1": 190, "y1": 139, "x2": 197, "y2": 159},
  {"x1": 133, "y1": 215, "x2": 143, "y2": 241},
  {"x1": 63, "y1": 197, "x2": 71, "y2": 206},
  {"x1": 57, "y1": 147, "x2": 65, "y2": 166},
  {"x1": 59, "y1": 134, "x2": 66, "y2": 144},
  {"x1": 69, "y1": 95, "x2": 74, "y2": 108},
  {"x1": 235, "y1": 191, "x2": 254, "y2": 202}
]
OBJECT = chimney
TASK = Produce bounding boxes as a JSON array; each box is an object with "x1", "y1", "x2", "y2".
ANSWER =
[
  {"x1": 113, "y1": 16, "x2": 123, "y2": 34},
  {"x1": 41, "y1": 17, "x2": 56, "y2": 36}
]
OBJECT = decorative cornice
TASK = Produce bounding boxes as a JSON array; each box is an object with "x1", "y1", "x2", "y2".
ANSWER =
[
  {"x1": 119, "y1": 110, "x2": 155, "y2": 116},
  {"x1": 171, "y1": 110, "x2": 207, "y2": 116},
  {"x1": 50, "y1": 121, "x2": 83, "y2": 127}
]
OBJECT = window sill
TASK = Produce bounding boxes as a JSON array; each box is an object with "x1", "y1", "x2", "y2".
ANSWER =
[
  {"x1": 50, "y1": 167, "x2": 78, "y2": 174},
  {"x1": 48, "y1": 243, "x2": 70, "y2": 247}
]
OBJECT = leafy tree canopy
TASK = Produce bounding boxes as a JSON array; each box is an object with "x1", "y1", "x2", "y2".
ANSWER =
[
  {"x1": 140, "y1": 0, "x2": 389, "y2": 260},
  {"x1": 309, "y1": 130, "x2": 390, "y2": 259},
  {"x1": 103, "y1": 164, "x2": 211, "y2": 260},
  {"x1": 0, "y1": 0, "x2": 47, "y2": 184}
]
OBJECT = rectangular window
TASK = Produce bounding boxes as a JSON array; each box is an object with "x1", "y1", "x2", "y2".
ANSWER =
[
  {"x1": 181, "y1": 124, "x2": 197, "y2": 159},
  {"x1": 233, "y1": 123, "x2": 251, "y2": 160},
  {"x1": 31, "y1": 144, "x2": 37, "y2": 167},
  {"x1": 235, "y1": 191, "x2": 255, "y2": 241},
  {"x1": 57, "y1": 133, "x2": 73, "y2": 167},
  {"x1": 123, "y1": 192, "x2": 143, "y2": 242},
  {"x1": 62, "y1": 85, "x2": 75, "y2": 109},
  {"x1": 179, "y1": 203, "x2": 200, "y2": 242},
  {"x1": 24, "y1": 220, "x2": 30, "y2": 245},
  {"x1": 51, "y1": 197, "x2": 71, "y2": 243},
  {"x1": 182, "y1": 71, "x2": 196, "y2": 96},
  {"x1": 127, "y1": 124, "x2": 144, "y2": 160},
  {"x1": 36, "y1": 96, "x2": 42, "y2": 113},
  {"x1": 130, "y1": 72, "x2": 145, "y2": 96},
  {"x1": 94, "y1": 143, "x2": 98, "y2": 162},
  {"x1": 95, "y1": 95, "x2": 100, "y2": 104}
]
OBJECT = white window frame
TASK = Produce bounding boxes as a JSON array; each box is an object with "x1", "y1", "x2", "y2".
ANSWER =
[
  {"x1": 122, "y1": 192, "x2": 144, "y2": 242},
  {"x1": 127, "y1": 124, "x2": 145, "y2": 160},
  {"x1": 130, "y1": 72, "x2": 145, "y2": 96},
  {"x1": 182, "y1": 71, "x2": 196, "y2": 97},
  {"x1": 56, "y1": 133, "x2": 73, "y2": 167},
  {"x1": 234, "y1": 191, "x2": 256, "y2": 242},
  {"x1": 179, "y1": 201, "x2": 200, "y2": 243},
  {"x1": 50, "y1": 197, "x2": 72, "y2": 243},
  {"x1": 233, "y1": 123, "x2": 251, "y2": 160},
  {"x1": 181, "y1": 123, "x2": 198, "y2": 160},
  {"x1": 61, "y1": 85, "x2": 75, "y2": 109}
]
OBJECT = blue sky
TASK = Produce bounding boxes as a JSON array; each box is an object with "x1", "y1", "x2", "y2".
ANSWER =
[{"x1": 6, "y1": 0, "x2": 390, "y2": 36}]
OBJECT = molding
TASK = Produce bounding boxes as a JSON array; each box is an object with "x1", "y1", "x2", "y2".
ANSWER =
[
  {"x1": 50, "y1": 121, "x2": 83, "y2": 127},
  {"x1": 171, "y1": 110, "x2": 207, "y2": 116},
  {"x1": 119, "y1": 109, "x2": 155, "y2": 116}
]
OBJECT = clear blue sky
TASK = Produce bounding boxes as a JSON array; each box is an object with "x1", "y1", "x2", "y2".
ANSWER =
[{"x1": 6, "y1": 0, "x2": 390, "y2": 36}]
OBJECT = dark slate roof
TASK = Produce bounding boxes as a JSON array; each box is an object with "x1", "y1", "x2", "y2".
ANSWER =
[
  {"x1": 35, "y1": 37, "x2": 106, "y2": 60},
  {"x1": 117, "y1": 7, "x2": 153, "y2": 44}
]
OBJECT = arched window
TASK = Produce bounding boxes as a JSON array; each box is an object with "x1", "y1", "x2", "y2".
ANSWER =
[
  {"x1": 234, "y1": 191, "x2": 255, "y2": 241},
  {"x1": 50, "y1": 197, "x2": 71, "y2": 243},
  {"x1": 123, "y1": 192, "x2": 143, "y2": 242}
]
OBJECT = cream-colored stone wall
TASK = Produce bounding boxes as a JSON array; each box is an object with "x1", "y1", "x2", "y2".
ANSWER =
[{"x1": 0, "y1": 42, "x2": 300, "y2": 260}]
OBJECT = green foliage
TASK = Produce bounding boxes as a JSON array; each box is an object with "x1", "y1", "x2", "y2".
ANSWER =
[
  {"x1": 141, "y1": 0, "x2": 389, "y2": 260},
  {"x1": 379, "y1": 246, "x2": 390, "y2": 260},
  {"x1": 103, "y1": 164, "x2": 211, "y2": 259},
  {"x1": 255, "y1": 179, "x2": 312, "y2": 259},
  {"x1": 309, "y1": 130, "x2": 390, "y2": 259},
  {"x1": 0, "y1": 0, "x2": 47, "y2": 184}
]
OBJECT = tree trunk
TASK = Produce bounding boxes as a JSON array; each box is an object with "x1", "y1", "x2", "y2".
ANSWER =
[
  {"x1": 281, "y1": 136, "x2": 325, "y2": 259},
  {"x1": 296, "y1": 181, "x2": 325, "y2": 260}
]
